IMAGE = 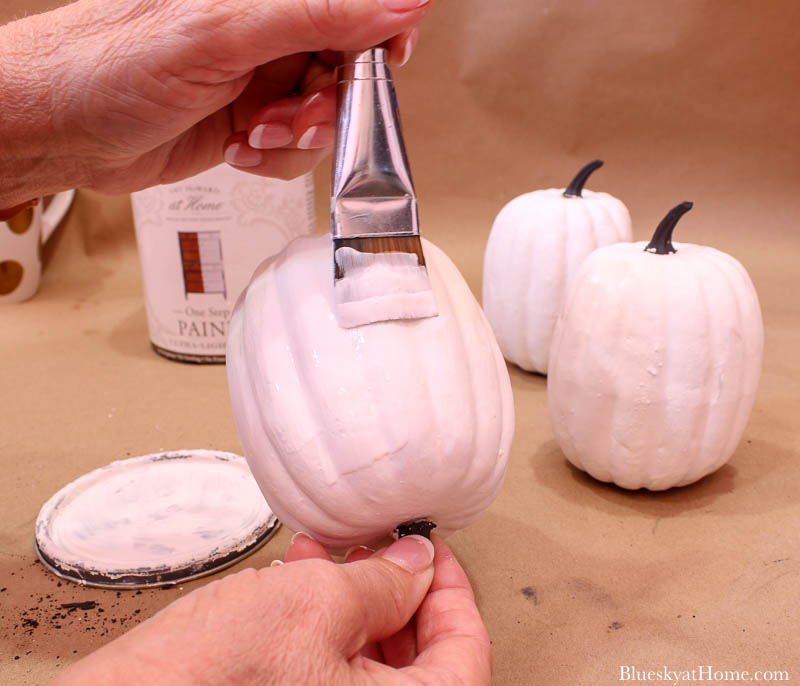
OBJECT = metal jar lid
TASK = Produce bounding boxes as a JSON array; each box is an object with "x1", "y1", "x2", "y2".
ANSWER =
[{"x1": 35, "y1": 450, "x2": 280, "y2": 589}]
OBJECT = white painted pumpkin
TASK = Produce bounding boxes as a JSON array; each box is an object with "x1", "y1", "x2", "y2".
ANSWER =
[
  {"x1": 483, "y1": 160, "x2": 632, "y2": 374},
  {"x1": 226, "y1": 233, "x2": 514, "y2": 548},
  {"x1": 547, "y1": 203, "x2": 763, "y2": 490}
]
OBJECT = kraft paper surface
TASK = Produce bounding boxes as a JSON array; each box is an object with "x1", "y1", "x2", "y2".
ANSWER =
[{"x1": 2, "y1": 1, "x2": 799, "y2": 684}]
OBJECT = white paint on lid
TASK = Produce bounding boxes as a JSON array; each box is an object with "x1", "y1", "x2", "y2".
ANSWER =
[{"x1": 35, "y1": 450, "x2": 278, "y2": 587}]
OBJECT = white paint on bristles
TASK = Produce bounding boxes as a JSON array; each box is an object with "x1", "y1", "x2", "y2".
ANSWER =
[{"x1": 334, "y1": 247, "x2": 438, "y2": 328}]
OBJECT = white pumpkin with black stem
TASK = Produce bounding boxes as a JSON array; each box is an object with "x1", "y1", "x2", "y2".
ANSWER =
[
  {"x1": 483, "y1": 160, "x2": 632, "y2": 374},
  {"x1": 547, "y1": 202, "x2": 763, "y2": 490},
  {"x1": 226, "y1": 233, "x2": 515, "y2": 548}
]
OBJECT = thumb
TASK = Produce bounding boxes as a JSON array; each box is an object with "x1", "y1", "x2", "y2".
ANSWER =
[
  {"x1": 321, "y1": 535, "x2": 435, "y2": 657},
  {"x1": 230, "y1": 0, "x2": 433, "y2": 63}
]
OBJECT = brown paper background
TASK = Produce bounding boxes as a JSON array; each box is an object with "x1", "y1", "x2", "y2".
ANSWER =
[{"x1": 2, "y1": 1, "x2": 799, "y2": 684}]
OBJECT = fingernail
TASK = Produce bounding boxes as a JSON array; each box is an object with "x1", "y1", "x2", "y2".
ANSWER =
[
  {"x1": 224, "y1": 142, "x2": 262, "y2": 167},
  {"x1": 400, "y1": 30, "x2": 418, "y2": 67},
  {"x1": 379, "y1": 535, "x2": 434, "y2": 573},
  {"x1": 382, "y1": 0, "x2": 429, "y2": 11},
  {"x1": 296, "y1": 124, "x2": 334, "y2": 150},
  {"x1": 291, "y1": 531, "x2": 316, "y2": 545},
  {"x1": 304, "y1": 90, "x2": 325, "y2": 108},
  {"x1": 249, "y1": 123, "x2": 294, "y2": 149},
  {"x1": 344, "y1": 544, "x2": 373, "y2": 560},
  {"x1": 269, "y1": 559, "x2": 284, "y2": 567}
]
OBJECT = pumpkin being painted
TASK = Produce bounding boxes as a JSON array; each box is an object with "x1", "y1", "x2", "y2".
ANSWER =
[
  {"x1": 227, "y1": 233, "x2": 514, "y2": 548},
  {"x1": 483, "y1": 160, "x2": 632, "y2": 375},
  {"x1": 547, "y1": 203, "x2": 763, "y2": 490}
]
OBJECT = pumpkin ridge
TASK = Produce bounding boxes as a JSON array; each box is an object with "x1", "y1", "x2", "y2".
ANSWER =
[
  {"x1": 355, "y1": 246, "x2": 453, "y2": 529},
  {"x1": 716, "y1": 248, "x2": 764, "y2": 387},
  {"x1": 463, "y1": 307, "x2": 506, "y2": 498},
  {"x1": 482, "y1": 301, "x2": 516, "y2": 491},
  {"x1": 521, "y1": 196, "x2": 556, "y2": 372},
  {"x1": 269, "y1": 240, "x2": 367, "y2": 531},
  {"x1": 450, "y1": 236, "x2": 513, "y2": 511},
  {"x1": 517, "y1": 199, "x2": 545, "y2": 370},
  {"x1": 720, "y1": 249, "x2": 764, "y2": 380},
  {"x1": 579, "y1": 253, "x2": 615, "y2": 481},
  {"x1": 483, "y1": 204, "x2": 511, "y2": 362},
  {"x1": 585, "y1": 196, "x2": 605, "y2": 252},
  {"x1": 647, "y1": 255, "x2": 695, "y2": 489},
  {"x1": 503, "y1": 205, "x2": 530, "y2": 368},
  {"x1": 229, "y1": 288, "x2": 315, "y2": 534},
  {"x1": 556, "y1": 254, "x2": 612, "y2": 478},
  {"x1": 670, "y1": 257, "x2": 714, "y2": 488},
  {"x1": 486, "y1": 199, "x2": 519, "y2": 368},
  {"x1": 270, "y1": 247, "x2": 337, "y2": 484},
  {"x1": 692, "y1": 255, "x2": 724, "y2": 481},
  {"x1": 587, "y1": 195, "x2": 619, "y2": 249},
  {"x1": 586, "y1": 191, "x2": 631, "y2": 243},
  {"x1": 248, "y1": 257, "x2": 355, "y2": 531},
  {"x1": 549, "y1": 199, "x2": 591, "y2": 374},
  {"x1": 569, "y1": 196, "x2": 596, "y2": 283},
  {"x1": 539, "y1": 198, "x2": 570, "y2": 373},
  {"x1": 291, "y1": 288, "x2": 365, "y2": 496},
  {"x1": 425, "y1": 243, "x2": 485, "y2": 506},
  {"x1": 705, "y1": 250, "x2": 756, "y2": 466},
  {"x1": 547, "y1": 274, "x2": 579, "y2": 469},
  {"x1": 639, "y1": 259, "x2": 671, "y2": 489},
  {"x1": 682, "y1": 253, "x2": 731, "y2": 485},
  {"x1": 605, "y1": 256, "x2": 645, "y2": 488}
]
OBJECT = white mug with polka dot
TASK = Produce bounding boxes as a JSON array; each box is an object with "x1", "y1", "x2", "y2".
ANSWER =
[{"x1": 0, "y1": 190, "x2": 75, "y2": 303}]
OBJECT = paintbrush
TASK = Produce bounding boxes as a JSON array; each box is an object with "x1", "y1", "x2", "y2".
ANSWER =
[{"x1": 331, "y1": 47, "x2": 438, "y2": 329}]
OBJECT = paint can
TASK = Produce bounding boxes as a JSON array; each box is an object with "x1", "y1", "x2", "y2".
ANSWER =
[{"x1": 131, "y1": 165, "x2": 315, "y2": 363}]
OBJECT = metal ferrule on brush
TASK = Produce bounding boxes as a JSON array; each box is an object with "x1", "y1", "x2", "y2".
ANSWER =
[
  {"x1": 331, "y1": 48, "x2": 437, "y2": 328},
  {"x1": 332, "y1": 47, "x2": 422, "y2": 278},
  {"x1": 330, "y1": 47, "x2": 437, "y2": 328}
]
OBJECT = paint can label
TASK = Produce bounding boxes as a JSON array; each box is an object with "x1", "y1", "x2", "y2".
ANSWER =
[{"x1": 131, "y1": 165, "x2": 315, "y2": 362}]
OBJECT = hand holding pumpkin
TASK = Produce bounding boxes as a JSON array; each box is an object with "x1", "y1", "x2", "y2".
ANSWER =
[{"x1": 50, "y1": 534, "x2": 491, "y2": 686}]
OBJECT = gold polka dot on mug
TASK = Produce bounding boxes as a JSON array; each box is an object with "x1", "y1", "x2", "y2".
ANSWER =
[
  {"x1": 0, "y1": 260, "x2": 25, "y2": 295},
  {"x1": 6, "y1": 207, "x2": 35, "y2": 235}
]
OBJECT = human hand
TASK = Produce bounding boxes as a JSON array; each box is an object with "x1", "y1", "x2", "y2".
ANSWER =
[
  {"x1": 50, "y1": 533, "x2": 491, "y2": 686},
  {"x1": 0, "y1": 0, "x2": 432, "y2": 207}
]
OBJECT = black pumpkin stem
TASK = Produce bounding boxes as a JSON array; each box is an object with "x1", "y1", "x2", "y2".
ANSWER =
[
  {"x1": 394, "y1": 519, "x2": 437, "y2": 540},
  {"x1": 644, "y1": 202, "x2": 694, "y2": 255},
  {"x1": 563, "y1": 159, "x2": 604, "y2": 198}
]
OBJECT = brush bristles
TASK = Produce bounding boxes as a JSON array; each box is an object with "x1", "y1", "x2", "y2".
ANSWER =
[
  {"x1": 331, "y1": 237, "x2": 438, "y2": 328},
  {"x1": 333, "y1": 235, "x2": 426, "y2": 280}
]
